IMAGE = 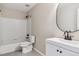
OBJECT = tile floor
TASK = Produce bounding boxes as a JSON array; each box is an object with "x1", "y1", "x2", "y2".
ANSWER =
[{"x1": 0, "y1": 49, "x2": 41, "y2": 56}]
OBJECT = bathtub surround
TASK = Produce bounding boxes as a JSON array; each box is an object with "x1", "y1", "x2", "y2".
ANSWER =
[
  {"x1": 0, "y1": 7, "x2": 27, "y2": 45},
  {"x1": 0, "y1": 17, "x2": 27, "y2": 54},
  {"x1": 0, "y1": 6, "x2": 27, "y2": 54},
  {"x1": 0, "y1": 17, "x2": 27, "y2": 45}
]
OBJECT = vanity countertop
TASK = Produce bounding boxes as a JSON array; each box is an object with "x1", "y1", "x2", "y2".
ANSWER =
[{"x1": 46, "y1": 38, "x2": 79, "y2": 54}]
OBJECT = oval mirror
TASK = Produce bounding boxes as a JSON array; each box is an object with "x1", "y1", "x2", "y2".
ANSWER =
[{"x1": 56, "y1": 3, "x2": 79, "y2": 32}]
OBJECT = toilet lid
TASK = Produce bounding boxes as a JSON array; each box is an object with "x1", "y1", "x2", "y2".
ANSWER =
[{"x1": 20, "y1": 41, "x2": 32, "y2": 46}]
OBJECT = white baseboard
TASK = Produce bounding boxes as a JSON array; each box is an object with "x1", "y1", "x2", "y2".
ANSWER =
[{"x1": 33, "y1": 48, "x2": 45, "y2": 56}]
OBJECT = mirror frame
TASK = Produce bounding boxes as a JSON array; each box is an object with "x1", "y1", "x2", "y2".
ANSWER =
[{"x1": 56, "y1": 3, "x2": 78, "y2": 33}]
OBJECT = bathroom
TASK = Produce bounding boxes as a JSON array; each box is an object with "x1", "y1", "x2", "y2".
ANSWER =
[{"x1": 1, "y1": 1, "x2": 79, "y2": 57}]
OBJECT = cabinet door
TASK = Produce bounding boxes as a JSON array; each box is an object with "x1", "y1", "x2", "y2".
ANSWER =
[
  {"x1": 59, "y1": 48, "x2": 79, "y2": 56},
  {"x1": 46, "y1": 43, "x2": 60, "y2": 56}
]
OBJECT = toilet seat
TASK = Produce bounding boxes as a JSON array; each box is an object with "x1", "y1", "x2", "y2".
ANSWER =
[{"x1": 20, "y1": 41, "x2": 32, "y2": 47}]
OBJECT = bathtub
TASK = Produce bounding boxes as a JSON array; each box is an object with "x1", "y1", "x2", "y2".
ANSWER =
[{"x1": 0, "y1": 42, "x2": 24, "y2": 55}]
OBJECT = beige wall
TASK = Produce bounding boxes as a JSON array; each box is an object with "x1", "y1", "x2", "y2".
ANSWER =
[
  {"x1": 28, "y1": 3, "x2": 63, "y2": 54},
  {"x1": 0, "y1": 7, "x2": 27, "y2": 19}
]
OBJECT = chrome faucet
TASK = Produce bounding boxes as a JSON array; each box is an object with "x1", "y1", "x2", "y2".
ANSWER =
[{"x1": 64, "y1": 31, "x2": 72, "y2": 40}]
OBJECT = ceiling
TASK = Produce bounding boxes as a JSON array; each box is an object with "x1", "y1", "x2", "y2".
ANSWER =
[{"x1": 0, "y1": 3, "x2": 37, "y2": 13}]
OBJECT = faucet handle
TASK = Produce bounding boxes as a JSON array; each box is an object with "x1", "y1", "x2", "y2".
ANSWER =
[
  {"x1": 70, "y1": 35, "x2": 74, "y2": 37},
  {"x1": 69, "y1": 34, "x2": 74, "y2": 40}
]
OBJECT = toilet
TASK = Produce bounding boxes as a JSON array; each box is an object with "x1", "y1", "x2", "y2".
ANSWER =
[{"x1": 20, "y1": 35, "x2": 35, "y2": 54}]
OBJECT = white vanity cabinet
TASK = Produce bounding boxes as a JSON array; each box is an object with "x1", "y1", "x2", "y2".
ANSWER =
[
  {"x1": 46, "y1": 43, "x2": 59, "y2": 56},
  {"x1": 46, "y1": 38, "x2": 79, "y2": 56},
  {"x1": 59, "y1": 47, "x2": 79, "y2": 56}
]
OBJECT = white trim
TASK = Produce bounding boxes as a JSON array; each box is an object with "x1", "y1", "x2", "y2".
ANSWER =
[{"x1": 33, "y1": 48, "x2": 45, "y2": 56}]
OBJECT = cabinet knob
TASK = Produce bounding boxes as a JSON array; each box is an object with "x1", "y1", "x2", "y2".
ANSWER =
[
  {"x1": 57, "y1": 49, "x2": 59, "y2": 52},
  {"x1": 60, "y1": 51, "x2": 62, "y2": 53}
]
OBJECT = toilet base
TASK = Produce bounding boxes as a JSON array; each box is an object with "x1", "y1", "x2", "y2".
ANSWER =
[{"x1": 22, "y1": 45, "x2": 33, "y2": 54}]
